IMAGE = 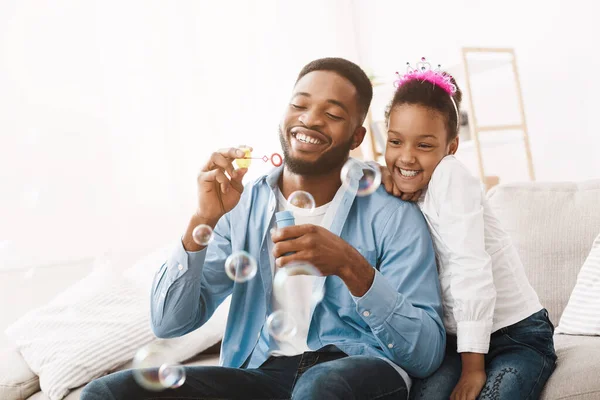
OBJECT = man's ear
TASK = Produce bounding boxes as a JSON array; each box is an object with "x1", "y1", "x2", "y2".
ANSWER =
[
  {"x1": 448, "y1": 136, "x2": 459, "y2": 155},
  {"x1": 350, "y1": 126, "x2": 367, "y2": 150}
]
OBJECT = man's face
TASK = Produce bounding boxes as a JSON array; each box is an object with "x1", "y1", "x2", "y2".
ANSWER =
[{"x1": 279, "y1": 70, "x2": 364, "y2": 175}]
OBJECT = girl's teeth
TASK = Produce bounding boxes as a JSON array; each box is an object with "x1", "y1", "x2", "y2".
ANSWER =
[{"x1": 400, "y1": 169, "x2": 419, "y2": 177}]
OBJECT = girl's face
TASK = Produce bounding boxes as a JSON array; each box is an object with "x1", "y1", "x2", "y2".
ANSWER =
[{"x1": 385, "y1": 104, "x2": 458, "y2": 194}]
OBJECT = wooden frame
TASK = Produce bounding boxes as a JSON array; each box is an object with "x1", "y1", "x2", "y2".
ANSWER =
[{"x1": 461, "y1": 47, "x2": 536, "y2": 184}]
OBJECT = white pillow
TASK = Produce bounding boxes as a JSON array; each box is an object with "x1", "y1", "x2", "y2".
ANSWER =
[
  {"x1": 556, "y1": 232, "x2": 600, "y2": 335},
  {"x1": 5, "y1": 245, "x2": 230, "y2": 400}
]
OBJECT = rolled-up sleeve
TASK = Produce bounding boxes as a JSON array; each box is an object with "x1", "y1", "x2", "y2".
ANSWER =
[
  {"x1": 150, "y1": 213, "x2": 234, "y2": 338},
  {"x1": 352, "y1": 203, "x2": 446, "y2": 378}
]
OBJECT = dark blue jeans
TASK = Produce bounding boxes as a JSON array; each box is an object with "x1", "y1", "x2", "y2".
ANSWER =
[
  {"x1": 81, "y1": 346, "x2": 407, "y2": 400},
  {"x1": 410, "y1": 309, "x2": 557, "y2": 400}
]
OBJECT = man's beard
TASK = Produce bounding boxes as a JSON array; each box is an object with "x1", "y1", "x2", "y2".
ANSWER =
[{"x1": 278, "y1": 126, "x2": 353, "y2": 176}]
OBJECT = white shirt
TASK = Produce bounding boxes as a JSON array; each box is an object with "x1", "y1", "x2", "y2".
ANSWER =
[
  {"x1": 268, "y1": 189, "x2": 332, "y2": 356},
  {"x1": 418, "y1": 155, "x2": 542, "y2": 353},
  {"x1": 266, "y1": 188, "x2": 412, "y2": 390}
]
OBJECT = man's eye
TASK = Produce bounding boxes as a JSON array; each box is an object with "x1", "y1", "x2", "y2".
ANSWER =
[
  {"x1": 326, "y1": 113, "x2": 343, "y2": 121},
  {"x1": 290, "y1": 104, "x2": 306, "y2": 110}
]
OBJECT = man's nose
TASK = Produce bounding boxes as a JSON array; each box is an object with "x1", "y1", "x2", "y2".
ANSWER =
[{"x1": 298, "y1": 109, "x2": 323, "y2": 127}]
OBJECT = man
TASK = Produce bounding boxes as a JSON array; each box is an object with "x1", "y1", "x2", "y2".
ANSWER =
[{"x1": 82, "y1": 57, "x2": 445, "y2": 399}]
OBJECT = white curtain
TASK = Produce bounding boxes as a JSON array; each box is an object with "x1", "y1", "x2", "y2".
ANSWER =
[{"x1": 0, "y1": 0, "x2": 361, "y2": 270}]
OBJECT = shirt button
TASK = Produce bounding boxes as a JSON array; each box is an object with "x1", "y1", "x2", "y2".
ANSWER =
[
  {"x1": 362, "y1": 311, "x2": 370, "y2": 317},
  {"x1": 178, "y1": 264, "x2": 183, "y2": 271},
  {"x1": 387, "y1": 343, "x2": 393, "y2": 349}
]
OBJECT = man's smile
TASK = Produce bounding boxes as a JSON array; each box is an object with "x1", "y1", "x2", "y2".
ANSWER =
[{"x1": 290, "y1": 127, "x2": 329, "y2": 152}]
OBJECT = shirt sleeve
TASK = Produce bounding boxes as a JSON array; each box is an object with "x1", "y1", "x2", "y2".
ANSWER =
[
  {"x1": 431, "y1": 158, "x2": 496, "y2": 353},
  {"x1": 351, "y1": 202, "x2": 447, "y2": 378},
  {"x1": 150, "y1": 212, "x2": 234, "y2": 338}
]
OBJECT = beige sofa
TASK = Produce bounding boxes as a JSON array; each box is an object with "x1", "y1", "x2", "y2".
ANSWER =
[
  {"x1": 2, "y1": 179, "x2": 599, "y2": 399},
  {"x1": 487, "y1": 180, "x2": 600, "y2": 400}
]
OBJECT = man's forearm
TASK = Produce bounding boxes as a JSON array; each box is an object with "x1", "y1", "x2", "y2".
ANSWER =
[
  {"x1": 339, "y1": 248, "x2": 375, "y2": 297},
  {"x1": 182, "y1": 214, "x2": 220, "y2": 252}
]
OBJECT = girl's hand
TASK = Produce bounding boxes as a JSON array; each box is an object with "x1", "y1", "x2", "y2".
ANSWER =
[
  {"x1": 450, "y1": 370, "x2": 487, "y2": 400},
  {"x1": 379, "y1": 164, "x2": 422, "y2": 202}
]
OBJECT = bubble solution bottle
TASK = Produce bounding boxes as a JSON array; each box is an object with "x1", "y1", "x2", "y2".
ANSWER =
[{"x1": 275, "y1": 210, "x2": 295, "y2": 256}]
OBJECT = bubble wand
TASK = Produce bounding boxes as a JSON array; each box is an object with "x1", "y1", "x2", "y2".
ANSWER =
[{"x1": 235, "y1": 147, "x2": 283, "y2": 168}]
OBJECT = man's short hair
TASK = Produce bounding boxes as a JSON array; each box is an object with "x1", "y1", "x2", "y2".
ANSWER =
[{"x1": 296, "y1": 57, "x2": 373, "y2": 124}]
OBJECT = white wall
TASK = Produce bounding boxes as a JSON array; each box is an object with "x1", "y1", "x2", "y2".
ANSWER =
[
  {"x1": 354, "y1": 0, "x2": 600, "y2": 182},
  {"x1": 0, "y1": 0, "x2": 359, "y2": 272},
  {"x1": 1, "y1": 1, "x2": 598, "y2": 338}
]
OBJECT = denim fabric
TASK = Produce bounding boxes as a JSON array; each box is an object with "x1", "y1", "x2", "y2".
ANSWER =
[
  {"x1": 81, "y1": 347, "x2": 408, "y2": 400},
  {"x1": 410, "y1": 309, "x2": 557, "y2": 400}
]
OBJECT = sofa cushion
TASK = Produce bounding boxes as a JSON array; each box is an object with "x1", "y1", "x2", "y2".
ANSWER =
[
  {"x1": 26, "y1": 353, "x2": 221, "y2": 400},
  {"x1": 7, "y1": 245, "x2": 230, "y2": 400},
  {"x1": 556, "y1": 232, "x2": 600, "y2": 335},
  {"x1": 27, "y1": 387, "x2": 83, "y2": 400},
  {"x1": 487, "y1": 180, "x2": 600, "y2": 326},
  {"x1": 541, "y1": 335, "x2": 600, "y2": 400},
  {"x1": 0, "y1": 347, "x2": 39, "y2": 400}
]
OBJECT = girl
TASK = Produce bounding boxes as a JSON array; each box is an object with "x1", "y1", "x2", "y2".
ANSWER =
[{"x1": 382, "y1": 58, "x2": 556, "y2": 400}]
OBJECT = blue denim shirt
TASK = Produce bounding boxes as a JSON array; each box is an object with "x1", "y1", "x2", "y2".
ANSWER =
[{"x1": 150, "y1": 160, "x2": 446, "y2": 378}]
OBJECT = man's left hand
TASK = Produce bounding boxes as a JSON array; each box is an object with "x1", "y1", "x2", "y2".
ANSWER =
[{"x1": 271, "y1": 224, "x2": 375, "y2": 296}]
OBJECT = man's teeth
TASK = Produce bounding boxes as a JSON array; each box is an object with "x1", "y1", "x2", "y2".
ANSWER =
[
  {"x1": 295, "y1": 132, "x2": 323, "y2": 145},
  {"x1": 399, "y1": 168, "x2": 420, "y2": 177}
]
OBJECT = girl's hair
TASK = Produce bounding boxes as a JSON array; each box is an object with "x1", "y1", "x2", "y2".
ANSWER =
[{"x1": 384, "y1": 75, "x2": 463, "y2": 141}]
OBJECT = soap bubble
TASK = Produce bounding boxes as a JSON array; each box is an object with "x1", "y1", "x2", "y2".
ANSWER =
[
  {"x1": 133, "y1": 343, "x2": 185, "y2": 391},
  {"x1": 288, "y1": 190, "x2": 316, "y2": 211},
  {"x1": 158, "y1": 364, "x2": 186, "y2": 389},
  {"x1": 192, "y1": 224, "x2": 213, "y2": 246},
  {"x1": 273, "y1": 262, "x2": 324, "y2": 306},
  {"x1": 224, "y1": 251, "x2": 257, "y2": 282},
  {"x1": 341, "y1": 160, "x2": 381, "y2": 197},
  {"x1": 266, "y1": 310, "x2": 298, "y2": 341},
  {"x1": 235, "y1": 146, "x2": 252, "y2": 169}
]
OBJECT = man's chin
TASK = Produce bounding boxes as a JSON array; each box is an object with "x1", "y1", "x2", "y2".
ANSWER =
[
  {"x1": 279, "y1": 130, "x2": 352, "y2": 176},
  {"x1": 284, "y1": 156, "x2": 328, "y2": 176}
]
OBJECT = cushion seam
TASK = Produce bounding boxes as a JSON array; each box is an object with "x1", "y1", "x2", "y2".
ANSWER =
[{"x1": 0, "y1": 376, "x2": 39, "y2": 388}]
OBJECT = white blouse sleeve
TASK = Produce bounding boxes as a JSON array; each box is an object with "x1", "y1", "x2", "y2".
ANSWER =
[{"x1": 430, "y1": 157, "x2": 496, "y2": 353}]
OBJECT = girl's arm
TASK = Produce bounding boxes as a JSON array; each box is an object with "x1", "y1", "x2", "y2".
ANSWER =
[
  {"x1": 430, "y1": 158, "x2": 496, "y2": 398},
  {"x1": 430, "y1": 157, "x2": 497, "y2": 354}
]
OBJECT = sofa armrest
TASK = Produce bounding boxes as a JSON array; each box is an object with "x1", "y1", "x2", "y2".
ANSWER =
[{"x1": 0, "y1": 347, "x2": 40, "y2": 400}]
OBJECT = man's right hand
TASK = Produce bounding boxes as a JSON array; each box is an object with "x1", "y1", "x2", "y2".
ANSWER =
[{"x1": 183, "y1": 147, "x2": 249, "y2": 251}]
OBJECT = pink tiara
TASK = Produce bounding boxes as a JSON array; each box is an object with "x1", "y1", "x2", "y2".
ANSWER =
[{"x1": 393, "y1": 57, "x2": 457, "y2": 95}]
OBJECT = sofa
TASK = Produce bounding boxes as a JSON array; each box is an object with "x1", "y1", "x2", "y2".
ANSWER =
[{"x1": 1, "y1": 179, "x2": 599, "y2": 400}]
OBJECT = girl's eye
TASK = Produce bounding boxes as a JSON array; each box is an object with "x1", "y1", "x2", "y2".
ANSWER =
[
  {"x1": 326, "y1": 113, "x2": 343, "y2": 121},
  {"x1": 388, "y1": 139, "x2": 401, "y2": 145},
  {"x1": 419, "y1": 143, "x2": 433, "y2": 149}
]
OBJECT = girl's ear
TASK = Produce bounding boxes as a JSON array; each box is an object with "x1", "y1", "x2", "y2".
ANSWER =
[{"x1": 448, "y1": 136, "x2": 459, "y2": 155}]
